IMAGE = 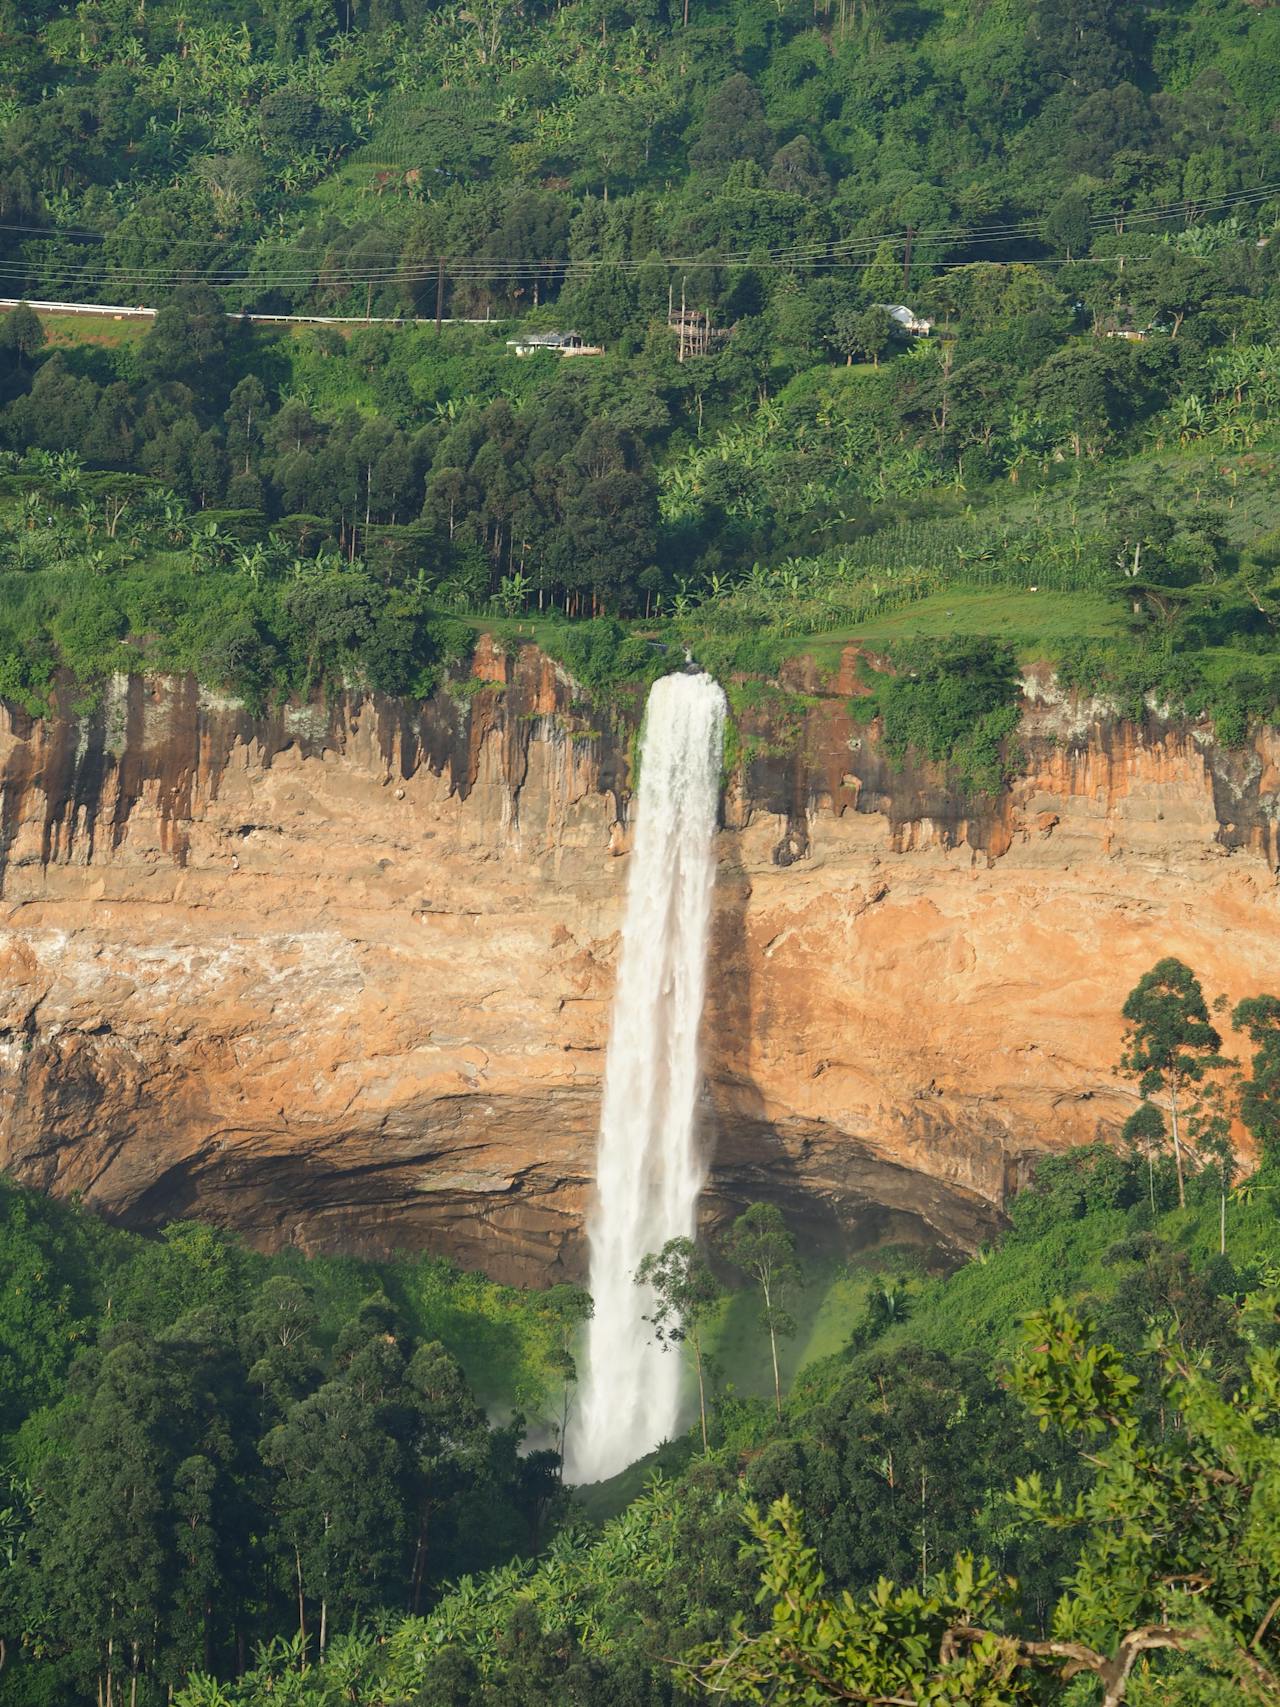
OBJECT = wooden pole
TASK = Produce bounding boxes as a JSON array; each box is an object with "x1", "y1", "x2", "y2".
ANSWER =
[{"x1": 435, "y1": 257, "x2": 445, "y2": 333}]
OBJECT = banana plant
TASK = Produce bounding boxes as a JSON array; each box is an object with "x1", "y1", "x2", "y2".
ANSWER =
[{"x1": 492, "y1": 569, "x2": 531, "y2": 614}]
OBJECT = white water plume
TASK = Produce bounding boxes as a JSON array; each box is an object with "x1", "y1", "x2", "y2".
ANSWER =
[{"x1": 568, "y1": 668, "x2": 726, "y2": 1484}]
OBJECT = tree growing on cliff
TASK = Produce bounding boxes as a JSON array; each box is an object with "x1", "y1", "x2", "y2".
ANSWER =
[
  {"x1": 1120, "y1": 959, "x2": 1223, "y2": 1208},
  {"x1": 635, "y1": 1237, "x2": 721, "y2": 1453},
  {"x1": 1232, "y1": 994, "x2": 1280, "y2": 1164},
  {"x1": 723, "y1": 1203, "x2": 800, "y2": 1421}
]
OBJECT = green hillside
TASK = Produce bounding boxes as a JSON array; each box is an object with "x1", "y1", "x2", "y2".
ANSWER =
[{"x1": 1, "y1": 0, "x2": 1280, "y2": 739}]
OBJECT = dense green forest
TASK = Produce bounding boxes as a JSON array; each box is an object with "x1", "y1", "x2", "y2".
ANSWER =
[
  {"x1": 2, "y1": 0, "x2": 1280, "y2": 738},
  {"x1": 2, "y1": 957, "x2": 1280, "y2": 1703},
  {"x1": 0, "y1": 1183, "x2": 589, "y2": 1703}
]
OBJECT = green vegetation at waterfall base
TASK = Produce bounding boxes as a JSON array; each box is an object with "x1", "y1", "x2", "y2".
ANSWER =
[{"x1": 6, "y1": 1135, "x2": 1280, "y2": 1704}]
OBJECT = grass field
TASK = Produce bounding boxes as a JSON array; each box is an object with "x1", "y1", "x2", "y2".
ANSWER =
[
  {"x1": 29, "y1": 309, "x2": 151, "y2": 348},
  {"x1": 784, "y1": 587, "x2": 1129, "y2": 670}
]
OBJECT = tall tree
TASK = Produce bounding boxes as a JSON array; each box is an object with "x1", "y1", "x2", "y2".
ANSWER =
[
  {"x1": 140, "y1": 284, "x2": 230, "y2": 388},
  {"x1": 861, "y1": 240, "x2": 901, "y2": 307},
  {"x1": 224, "y1": 375, "x2": 269, "y2": 479},
  {"x1": 689, "y1": 75, "x2": 772, "y2": 174},
  {"x1": 261, "y1": 1378, "x2": 407, "y2": 1650},
  {"x1": 1120, "y1": 959, "x2": 1223, "y2": 1207},
  {"x1": 404, "y1": 1339, "x2": 488, "y2": 1610},
  {"x1": 635, "y1": 1236, "x2": 721, "y2": 1452},
  {"x1": 542, "y1": 1284, "x2": 594, "y2": 1474},
  {"x1": 1027, "y1": 0, "x2": 1133, "y2": 93},
  {"x1": 1120, "y1": 1098, "x2": 1167, "y2": 1211},
  {"x1": 830, "y1": 305, "x2": 893, "y2": 367},
  {"x1": 723, "y1": 1203, "x2": 800, "y2": 1420},
  {"x1": 244, "y1": 1274, "x2": 322, "y2": 1415},
  {"x1": 1044, "y1": 190, "x2": 1091, "y2": 260}
]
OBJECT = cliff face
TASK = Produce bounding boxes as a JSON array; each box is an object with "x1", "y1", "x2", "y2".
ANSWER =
[{"x1": 1, "y1": 643, "x2": 1277, "y2": 1284}]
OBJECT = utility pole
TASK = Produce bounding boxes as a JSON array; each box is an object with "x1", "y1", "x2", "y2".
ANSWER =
[
  {"x1": 902, "y1": 225, "x2": 914, "y2": 297},
  {"x1": 435, "y1": 257, "x2": 444, "y2": 333},
  {"x1": 678, "y1": 275, "x2": 686, "y2": 362}
]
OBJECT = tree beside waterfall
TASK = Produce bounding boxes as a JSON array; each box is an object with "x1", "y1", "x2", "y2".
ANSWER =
[
  {"x1": 723, "y1": 1203, "x2": 800, "y2": 1421},
  {"x1": 635, "y1": 1238, "x2": 721, "y2": 1454},
  {"x1": 543, "y1": 1284, "x2": 593, "y2": 1479}
]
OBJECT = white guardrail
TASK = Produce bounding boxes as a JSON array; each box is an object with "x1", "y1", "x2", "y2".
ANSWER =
[{"x1": 0, "y1": 298, "x2": 507, "y2": 326}]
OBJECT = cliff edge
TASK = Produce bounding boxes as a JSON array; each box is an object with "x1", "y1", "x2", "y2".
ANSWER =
[{"x1": 1, "y1": 641, "x2": 1276, "y2": 1283}]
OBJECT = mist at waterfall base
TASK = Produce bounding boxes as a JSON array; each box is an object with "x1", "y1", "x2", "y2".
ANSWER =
[{"x1": 567, "y1": 670, "x2": 727, "y2": 1485}]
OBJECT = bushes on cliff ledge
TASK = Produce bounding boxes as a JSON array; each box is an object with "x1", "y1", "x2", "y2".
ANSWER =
[{"x1": 879, "y1": 637, "x2": 1022, "y2": 795}]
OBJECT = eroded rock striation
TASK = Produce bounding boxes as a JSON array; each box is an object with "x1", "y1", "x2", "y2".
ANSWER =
[{"x1": 1, "y1": 641, "x2": 1278, "y2": 1284}]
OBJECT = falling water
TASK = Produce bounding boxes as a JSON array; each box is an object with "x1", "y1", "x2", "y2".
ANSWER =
[{"x1": 568, "y1": 668, "x2": 726, "y2": 1484}]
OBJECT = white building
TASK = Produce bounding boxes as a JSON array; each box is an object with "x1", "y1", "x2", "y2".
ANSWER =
[
  {"x1": 873, "y1": 303, "x2": 934, "y2": 336},
  {"x1": 505, "y1": 329, "x2": 604, "y2": 357}
]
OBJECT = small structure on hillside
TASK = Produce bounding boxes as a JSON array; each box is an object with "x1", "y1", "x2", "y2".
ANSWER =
[
  {"x1": 1098, "y1": 310, "x2": 1148, "y2": 342},
  {"x1": 506, "y1": 329, "x2": 603, "y2": 357},
  {"x1": 665, "y1": 280, "x2": 731, "y2": 360},
  {"x1": 667, "y1": 305, "x2": 724, "y2": 359},
  {"x1": 873, "y1": 303, "x2": 933, "y2": 336}
]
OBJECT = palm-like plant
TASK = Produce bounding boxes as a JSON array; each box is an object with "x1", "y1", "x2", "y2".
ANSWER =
[{"x1": 189, "y1": 518, "x2": 228, "y2": 571}]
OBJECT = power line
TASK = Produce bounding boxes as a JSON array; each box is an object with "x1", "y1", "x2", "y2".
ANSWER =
[
  {"x1": 0, "y1": 178, "x2": 1276, "y2": 286},
  {"x1": 0, "y1": 251, "x2": 1202, "y2": 307}
]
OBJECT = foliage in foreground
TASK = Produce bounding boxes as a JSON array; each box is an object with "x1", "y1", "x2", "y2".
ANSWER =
[
  {"x1": 688, "y1": 1297, "x2": 1280, "y2": 1704},
  {"x1": 6, "y1": 958, "x2": 1280, "y2": 1702}
]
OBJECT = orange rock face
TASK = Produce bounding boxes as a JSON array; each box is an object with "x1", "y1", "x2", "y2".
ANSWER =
[{"x1": 0, "y1": 648, "x2": 1276, "y2": 1283}]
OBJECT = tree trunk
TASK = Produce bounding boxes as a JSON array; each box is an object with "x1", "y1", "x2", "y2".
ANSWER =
[
  {"x1": 919, "y1": 1466, "x2": 928, "y2": 1581},
  {"x1": 762, "y1": 1277, "x2": 782, "y2": 1420},
  {"x1": 1220, "y1": 1180, "x2": 1226, "y2": 1256},
  {"x1": 410, "y1": 1511, "x2": 429, "y2": 1613},
  {"x1": 295, "y1": 1547, "x2": 306, "y2": 1647},
  {"x1": 694, "y1": 1328, "x2": 708, "y2": 1451},
  {"x1": 1170, "y1": 1078, "x2": 1186, "y2": 1208}
]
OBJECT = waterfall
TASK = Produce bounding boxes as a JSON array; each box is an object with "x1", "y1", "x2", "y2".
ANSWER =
[{"x1": 568, "y1": 669, "x2": 726, "y2": 1484}]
